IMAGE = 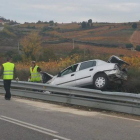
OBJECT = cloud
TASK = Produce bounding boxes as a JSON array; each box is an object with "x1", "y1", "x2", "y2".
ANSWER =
[
  {"x1": 0, "y1": 0, "x2": 140, "y2": 23},
  {"x1": 107, "y1": 2, "x2": 140, "y2": 12}
]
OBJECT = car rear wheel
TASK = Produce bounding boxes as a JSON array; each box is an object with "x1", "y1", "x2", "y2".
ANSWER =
[{"x1": 93, "y1": 73, "x2": 108, "y2": 90}]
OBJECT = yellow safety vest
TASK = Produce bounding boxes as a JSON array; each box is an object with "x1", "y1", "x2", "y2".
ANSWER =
[
  {"x1": 2, "y1": 62, "x2": 15, "y2": 80},
  {"x1": 30, "y1": 66, "x2": 41, "y2": 82}
]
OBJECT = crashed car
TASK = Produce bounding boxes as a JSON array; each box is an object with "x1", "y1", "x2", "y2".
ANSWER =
[{"x1": 42, "y1": 55, "x2": 129, "y2": 90}]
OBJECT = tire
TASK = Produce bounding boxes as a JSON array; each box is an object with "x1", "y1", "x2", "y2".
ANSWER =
[{"x1": 93, "y1": 73, "x2": 108, "y2": 90}]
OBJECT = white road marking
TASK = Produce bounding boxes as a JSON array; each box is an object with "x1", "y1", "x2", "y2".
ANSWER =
[
  {"x1": 0, "y1": 116, "x2": 70, "y2": 140},
  {"x1": 1, "y1": 115, "x2": 57, "y2": 133},
  {"x1": 99, "y1": 113, "x2": 140, "y2": 123}
]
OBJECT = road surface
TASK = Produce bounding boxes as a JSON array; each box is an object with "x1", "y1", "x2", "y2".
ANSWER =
[{"x1": 0, "y1": 95, "x2": 140, "y2": 140}]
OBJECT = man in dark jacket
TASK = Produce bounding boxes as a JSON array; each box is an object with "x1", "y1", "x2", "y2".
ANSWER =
[{"x1": 0, "y1": 57, "x2": 16, "y2": 100}]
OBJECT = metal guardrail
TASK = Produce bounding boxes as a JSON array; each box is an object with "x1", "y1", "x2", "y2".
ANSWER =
[{"x1": 0, "y1": 79, "x2": 140, "y2": 115}]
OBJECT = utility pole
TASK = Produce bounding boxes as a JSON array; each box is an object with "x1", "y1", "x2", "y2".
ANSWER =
[
  {"x1": 73, "y1": 38, "x2": 75, "y2": 49},
  {"x1": 84, "y1": 48, "x2": 85, "y2": 60},
  {"x1": 18, "y1": 41, "x2": 20, "y2": 54}
]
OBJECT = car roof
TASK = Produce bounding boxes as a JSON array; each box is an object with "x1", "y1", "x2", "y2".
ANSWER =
[{"x1": 75, "y1": 59, "x2": 106, "y2": 65}]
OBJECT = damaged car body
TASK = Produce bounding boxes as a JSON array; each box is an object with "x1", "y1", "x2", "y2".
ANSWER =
[{"x1": 42, "y1": 55, "x2": 129, "y2": 90}]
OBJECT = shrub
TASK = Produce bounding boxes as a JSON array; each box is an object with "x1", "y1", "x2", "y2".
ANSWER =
[
  {"x1": 2, "y1": 26, "x2": 16, "y2": 37},
  {"x1": 136, "y1": 45, "x2": 140, "y2": 51},
  {"x1": 39, "y1": 48, "x2": 57, "y2": 62},
  {"x1": 132, "y1": 23, "x2": 137, "y2": 29},
  {"x1": 69, "y1": 47, "x2": 83, "y2": 56},
  {"x1": 125, "y1": 43, "x2": 133, "y2": 48},
  {"x1": 12, "y1": 54, "x2": 22, "y2": 62},
  {"x1": 81, "y1": 22, "x2": 87, "y2": 28}
]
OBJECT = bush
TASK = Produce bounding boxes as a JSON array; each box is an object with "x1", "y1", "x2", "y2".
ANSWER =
[
  {"x1": 69, "y1": 47, "x2": 83, "y2": 56},
  {"x1": 12, "y1": 54, "x2": 22, "y2": 62},
  {"x1": 125, "y1": 43, "x2": 133, "y2": 48},
  {"x1": 15, "y1": 70, "x2": 30, "y2": 81},
  {"x1": 49, "y1": 20, "x2": 54, "y2": 26},
  {"x1": 39, "y1": 48, "x2": 57, "y2": 62},
  {"x1": 41, "y1": 26, "x2": 54, "y2": 32},
  {"x1": 136, "y1": 45, "x2": 140, "y2": 51},
  {"x1": 132, "y1": 23, "x2": 137, "y2": 29},
  {"x1": 81, "y1": 22, "x2": 87, "y2": 28},
  {"x1": 2, "y1": 26, "x2": 16, "y2": 37}
]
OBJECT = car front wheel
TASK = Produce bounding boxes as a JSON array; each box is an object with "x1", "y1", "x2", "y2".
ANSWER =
[{"x1": 93, "y1": 73, "x2": 108, "y2": 90}]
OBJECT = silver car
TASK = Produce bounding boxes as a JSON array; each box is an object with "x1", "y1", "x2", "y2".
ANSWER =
[{"x1": 42, "y1": 55, "x2": 129, "y2": 90}]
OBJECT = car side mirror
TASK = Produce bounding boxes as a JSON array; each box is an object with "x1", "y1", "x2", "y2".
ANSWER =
[{"x1": 57, "y1": 72, "x2": 61, "y2": 77}]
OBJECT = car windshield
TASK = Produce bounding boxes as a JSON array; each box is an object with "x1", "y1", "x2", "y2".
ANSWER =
[{"x1": 61, "y1": 64, "x2": 78, "y2": 76}]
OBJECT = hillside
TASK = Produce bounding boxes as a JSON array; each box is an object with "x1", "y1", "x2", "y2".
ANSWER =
[{"x1": 0, "y1": 21, "x2": 140, "y2": 57}]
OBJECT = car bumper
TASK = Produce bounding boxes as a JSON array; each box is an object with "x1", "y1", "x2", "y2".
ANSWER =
[{"x1": 105, "y1": 70, "x2": 127, "y2": 81}]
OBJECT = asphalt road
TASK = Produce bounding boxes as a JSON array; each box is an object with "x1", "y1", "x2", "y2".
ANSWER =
[{"x1": 0, "y1": 95, "x2": 140, "y2": 140}]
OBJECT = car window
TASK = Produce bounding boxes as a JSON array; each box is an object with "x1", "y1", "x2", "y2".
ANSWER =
[
  {"x1": 79, "y1": 61, "x2": 96, "y2": 71},
  {"x1": 61, "y1": 64, "x2": 78, "y2": 76},
  {"x1": 71, "y1": 64, "x2": 78, "y2": 72}
]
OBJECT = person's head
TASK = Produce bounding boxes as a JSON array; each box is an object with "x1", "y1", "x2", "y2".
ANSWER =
[
  {"x1": 6, "y1": 56, "x2": 12, "y2": 62},
  {"x1": 31, "y1": 61, "x2": 36, "y2": 67}
]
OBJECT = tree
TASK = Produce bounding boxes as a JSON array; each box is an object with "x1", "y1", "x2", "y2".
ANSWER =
[
  {"x1": 125, "y1": 43, "x2": 133, "y2": 49},
  {"x1": 136, "y1": 45, "x2": 140, "y2": 51},
  {"x1": 88, "y1": 19, "x2": 92, "y2": 24},
  {"x1": 81, "y1": 21, "x2": 87, "y2": 28},
  {"x1": 132, "y1": 23, "x2": 137, "y2": 29},
  {"x1": 49, "y1": 20, "x2": 54, "y2": 26},
  {"x1": 20, "y1": 32, "x2": 42, "y2": 62},
  {"x1": 37, "y1": 20, "x2": 42, "y2": 24},
  {"x1": 39, "y1": 48, "x2": 57, "y2": 61}
]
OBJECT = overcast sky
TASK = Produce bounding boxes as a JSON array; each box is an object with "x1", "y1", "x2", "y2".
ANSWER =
[{"x1": 0, "y1": 0, "x2": 140, "y2": 23}]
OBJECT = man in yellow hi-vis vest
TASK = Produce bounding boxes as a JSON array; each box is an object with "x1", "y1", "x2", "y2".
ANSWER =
[
  {"x1": 1, "y1": 57, "x2": 16, "y2": 100},
  {"x1": 29, "y1": 61, "x2": 41, "y2": 82}
]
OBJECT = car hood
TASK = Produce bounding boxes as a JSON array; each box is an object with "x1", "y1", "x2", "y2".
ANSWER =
[
  {"x1": 42, "y1": 72, "x2": 54, "y2": 83},
  {"x1": 108, "y1": 55, "x2": 129, "y2": 66}
]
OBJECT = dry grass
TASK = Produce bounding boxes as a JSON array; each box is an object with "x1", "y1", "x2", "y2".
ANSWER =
[
  {"x1": 130, "y1": 30, "x2": 140, "y2": 47},
  {"x1": 19, "y1": 23, "x2": 49, "y2": 28},
  {"x1": 56, "y1": 23, "x2": 80, "y2": 29},
  {"x1": 43, "y1": 42, "x2": 140, "y2": 57}
]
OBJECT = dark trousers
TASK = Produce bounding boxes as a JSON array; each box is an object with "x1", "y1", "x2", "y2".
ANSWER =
[{"x1": 3, "y1": 80, "x2": 11, "y2": 99}]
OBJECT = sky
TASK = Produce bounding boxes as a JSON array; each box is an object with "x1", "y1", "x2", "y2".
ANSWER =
[{"x1": 0, "y1": 0, "x2": 140, "y2": 23}]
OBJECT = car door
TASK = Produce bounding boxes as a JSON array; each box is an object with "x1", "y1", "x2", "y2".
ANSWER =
[
  {"x1": 75, "y1": 61, "x2": 96, "y2": 86},
  {"x1": 53, "y1": 64, "x2": 78, "y2": 86}
]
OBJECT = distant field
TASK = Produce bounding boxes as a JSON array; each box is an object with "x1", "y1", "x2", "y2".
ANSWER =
[
  {"x1": 43, "y1": 42, "x2": 140, "y2": 57},
  {"x1": 19, "y1": 23, "x2": 140, "y2": 47},
  {"x1": 19, "y1": 23, "x2": 49, "y2": 28}
]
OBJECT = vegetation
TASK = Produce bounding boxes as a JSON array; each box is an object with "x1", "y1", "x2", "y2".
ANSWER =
[
  {"x1": 0, "y1": 18, "x2": 140, "y2": 93},
  {"x1": 1, "y1": 25, "x2": 16, "y2": 37},
  {"x1": 20, "y1": 32, "x2": 42, "y2": 62},
  {"x1": 132, "y1": 23, "x2": 137, "y2": 29},
  {"x1": 136, "y1": 45, "x2": 140, "y2": 51},
  {"x1": 10, "y1": 54, "x2": 140, "y2": 93},
  {"x1": 81, "y1": 19, "x2": 93, "y2": 28},
  {"x1": 125, "y1": 43, "x2": 133, "y2": 49}
]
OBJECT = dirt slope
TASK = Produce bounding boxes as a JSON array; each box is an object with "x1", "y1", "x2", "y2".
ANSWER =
[{"x1": 130, "y1": 30, "x2": 140, "y2": 47}]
